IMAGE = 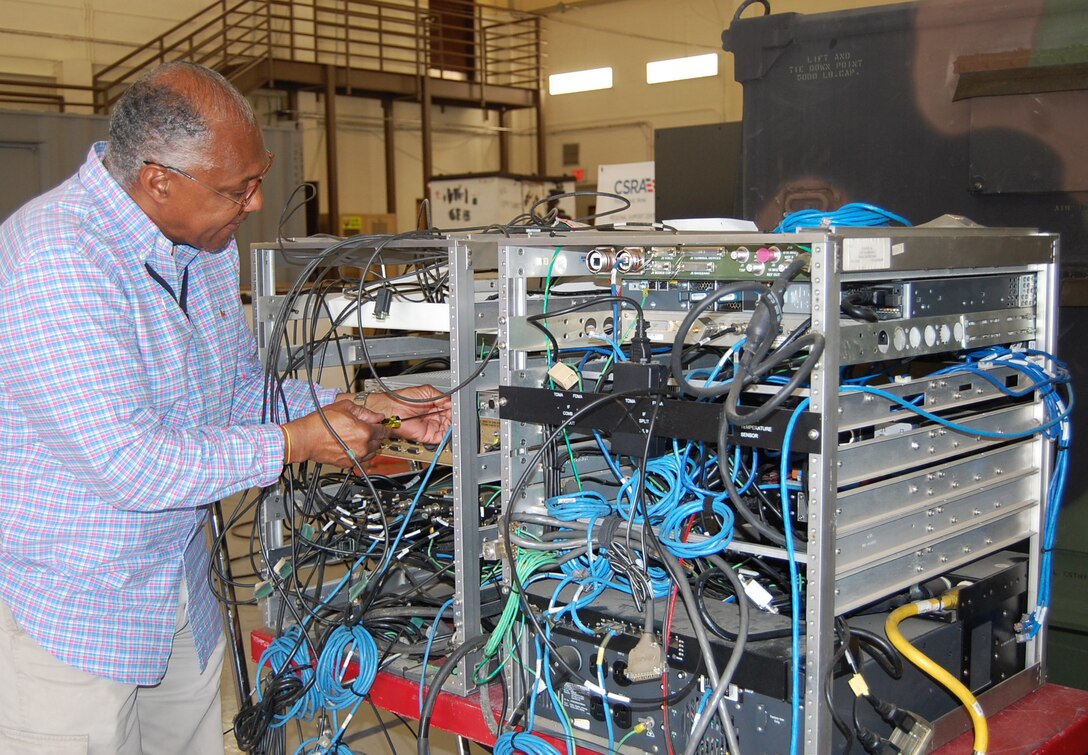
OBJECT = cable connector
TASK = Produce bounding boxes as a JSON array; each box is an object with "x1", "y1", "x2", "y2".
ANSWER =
[
  {"x1": 886, "y1": 710, "x2": 935, "y2": 755},
  {"x1": 625, "y1": 333, "x2": 653, "y2": 363},
  {"x1": 547, "y1": 362, "x2": 580, "y2": 390},
  {"x1": 867, "y1": 695, "x2": 908, "y2": 728},
  {"x1": 273, "y1": 557, "x2": 294, "y2": 579},
  {"x1": 855, "y1": 726, "x2": 888, "y2": 754},
  {"x1": 625, "y1": 632, "x2": 666, "y2": 682},
  {"x1": 372, "y1": 287, "x2": 393, "y2": 320},
  {"x1": 848, "y1": 673, "x2": 870, "y2": 698},
  {"x1": 740, "y1": 574, "x2": 779, "y2": 614},
  {"x1": 1015, "y1": 610, "x2": 1043, "y2": 642},
  {"x1": 347, "y1": 575, "x2": 370, "y2": 602}
]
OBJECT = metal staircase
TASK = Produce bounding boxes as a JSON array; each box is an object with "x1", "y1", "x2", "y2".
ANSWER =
[
  {"x1": 92, "y1": 0, "x2": 542, "y2": 113},
  {"x1": 81, "y1": 0, "x2": 545, "y2": 226}
]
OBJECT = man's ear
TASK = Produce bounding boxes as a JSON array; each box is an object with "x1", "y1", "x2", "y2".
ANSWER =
[{"x1": 137, "y1": 163, "x2": 171, "y2": 205}]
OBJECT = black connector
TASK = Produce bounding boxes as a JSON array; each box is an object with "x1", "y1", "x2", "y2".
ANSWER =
[
  {"x1": 855, "y1": 727, "x2": 897, "y2": 755},
  {"x1": 610, "y1": 362, "x2": 668, "y2": 458},
  {"x1": 373, "y1": 287, "x2": 393, "y2": 320},
  {"x1": 867, "y1": 695, "x2": 908, "y2": 728},
  {"x1": 626, "y1": 332, "x2": 653, "y2": 363}
]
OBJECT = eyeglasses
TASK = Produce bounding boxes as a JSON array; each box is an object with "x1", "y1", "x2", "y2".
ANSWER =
[{"x1": 143, "y1": 150, "x2": 274, "y2": 210}]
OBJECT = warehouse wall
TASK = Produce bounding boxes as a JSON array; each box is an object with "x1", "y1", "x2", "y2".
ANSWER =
[
  {"x1": 273, "y1": 91, "x2": 537, "y2": 233},
  {"x1": 0, "y1": 0, "x2": 903, "y2": 229},
  {"x1": 0, "y1": 0, "x2": 208, "y2": 106},
  {"x1": 538, "y1": 0, "x2": 905, "y2": 182}
]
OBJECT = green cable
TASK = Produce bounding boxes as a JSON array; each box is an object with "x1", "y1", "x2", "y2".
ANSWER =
[
  {"x1": 561, "y1": 430, "x2": 584, "y2": 491},
  {"x1": 474, "y1": 618, "x2": 526, "y2": 683},
  {"x1": 477, "y1": 546, "x2": 554, "y2": 670},
  {"x1": 540, "y1": 245, "x2": 584, "y2": 490},
  {"x1": 482, "y1": 487, "x2": 503, "y2": 512},
  {"x1": 592, "y1": 289, "x2": 649, "y2": 393},
  {"x1": 426, "y1": 535, "x2": 442, "y2": 569},
  {"x1": 542, "y1": 246, "x2": 561, "y2": 364},
  {"x1": 615, "y1": 726, "x2": 643, "y2": 751}
]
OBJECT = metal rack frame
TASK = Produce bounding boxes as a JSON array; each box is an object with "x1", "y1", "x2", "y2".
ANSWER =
[
  {"x1": 249, "y1": 235, "x2": 499, "y2": 695},
  {"x1": 493, "y1": 227, "x2": 1059, "y2": 753}
]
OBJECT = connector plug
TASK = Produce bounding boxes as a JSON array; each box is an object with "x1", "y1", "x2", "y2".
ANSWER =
[
  {"x1": 273, "y1": 557, "x2": 294, "y2": 579},
  {"x1": 1015, "y1": 610, "x2": 1042, "y2": 642},
  {"x1": 740, "y1": 574, "x2": 779, "y2": 613},
  {"x1": 347, "y1": 575, "x2": 370, "y2": 602},
  {"x1": 886, "y1": 711, "x2": 935, "y2": 755},
  {"x1": 372, "y1": 287, "x2": 393, "y2": 320},
  {"x1": 625, "y1": 333, "x2": 653, "y2": 364},
  {"x1": 625, "y1": 632, "x2": 665, "y2": 682},
  {"x1": 547, "y1": 362, "x2": 580, "y2": 390}
]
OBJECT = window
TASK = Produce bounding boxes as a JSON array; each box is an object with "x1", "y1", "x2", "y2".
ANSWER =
[
  {"x1": 646, "y1": 53, "x2": 718, "y2": 84},
  {"x1": 549, "y1": 67, "x2": 613, "y2": 95}
]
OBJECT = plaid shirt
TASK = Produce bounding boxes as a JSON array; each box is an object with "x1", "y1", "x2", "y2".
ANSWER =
[{"x1": 0, "y1": 143, "x2": 335, "y2": 684}]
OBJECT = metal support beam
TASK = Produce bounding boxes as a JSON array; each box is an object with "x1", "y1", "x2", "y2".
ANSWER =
[
  {"x1": 210, "y1": 501, "x2": 250, "y2": 705},
  {"x1": 534, "y1": 19, "x2": 547, "y2": 173},
  {"x1": 499, "y1": 108, "x2": 511, "y2": 173},
  {"x1": 383, "y1": 97, "x2": 397, "y2": 216},
  {"x1": 287, "y1": 89, "x2": 299, "y2": 121},
  {"x1": 323, "y1": 64, "x2": 340, "y2": 233},
  {"x1": 535, "y1": 93, "x2": 546, "y2": 174},
  {"x1": 421, "y1": 73, "x2": 434, "y2": 195}
]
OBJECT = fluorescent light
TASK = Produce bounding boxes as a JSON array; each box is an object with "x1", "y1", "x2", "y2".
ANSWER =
[
  {"x1": 549, "y1": 67, "x2": 613, "y2": 95},
  {"x1": 646, "y1": 53, "x2": 718, "y2": 84}
]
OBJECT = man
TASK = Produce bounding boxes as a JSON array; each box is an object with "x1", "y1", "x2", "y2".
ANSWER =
[{"x1": 0, "y1": 61, "x2": 449, "y2": 753}]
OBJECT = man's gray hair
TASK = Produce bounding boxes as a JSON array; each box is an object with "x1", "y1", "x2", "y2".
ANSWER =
[{"x1": 106, "y1": 61, "x2": 258, "y2": 188}]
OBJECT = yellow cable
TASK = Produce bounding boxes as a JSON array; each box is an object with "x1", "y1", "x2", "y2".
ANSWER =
[{"x1": 885, "y1": 591, "x2": 988, "y2": 755}]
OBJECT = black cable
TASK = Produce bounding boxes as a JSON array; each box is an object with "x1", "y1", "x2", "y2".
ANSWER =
[
  {"x1": 718, "y1": 415, "x2": 791, "y2": 547},
  {"x1": 841, "y1": 292, "x2": 879, "y2": 323},
  {"x1": 724, "y1": 331, "x2": 825, "y2": 426},
  {"x1": 526, "y1": 294, "x2": 647, "y2": 362},
  {"x1": 525, "y1": 190, "x2": 632, "y2": 225},
  {"x1": 418, "y1": 634, "x2": 490, "y2": 755},
  {"x1": 694, "y1": 566, "x2": 790, "y2": 642},
  {"x1": 669, "y1": 280, "x2": 769, "y2": 398},
  {"x1": 366, "y1": 699, "x2": 401, "y2": 755},
  {"x1": 851, "y1": 626, "x2": 904, "y2": 680},
  {"x1": 825, "y1": 618, "x2": 856, "y2": 755}
]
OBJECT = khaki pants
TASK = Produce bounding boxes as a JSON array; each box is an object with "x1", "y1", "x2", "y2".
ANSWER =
[{"x1": 0, "y1": 586, "x2": 225, "y2": 755}]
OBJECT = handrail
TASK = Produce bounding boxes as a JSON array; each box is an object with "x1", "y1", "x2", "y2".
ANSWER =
[
  {"x1": 0, "y1": 78, "x2": 96, "y2": 113},
  {"x1": 90, "y1": 0, "x2": 539, "y2": 113},
  {"x1": 95, "y1": 0, "x2": 256, "y2": 82}
]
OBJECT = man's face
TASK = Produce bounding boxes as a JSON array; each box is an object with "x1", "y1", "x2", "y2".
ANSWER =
[{"x1": 153, "y1": 122, "x2": 270, "y2": 252}]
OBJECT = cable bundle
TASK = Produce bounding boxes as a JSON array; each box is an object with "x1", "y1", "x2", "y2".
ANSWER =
[
  {"x1": 492, "y1": 731, "x2": 563, "y2": 755},
  {"x1": 932, "y1": 347, "x2": 1072, "y2": 639},
  {"x1": 773, "y1": 202, "x2": 912, "y2": 233},
  {"x1": 657, "y1": 495, "x2": 735, "y2": 559},
  {"x1": 255, "y1": 625, "x2": 321, "y2": 727},
  {"x1": 315, "y1": 624, "x2": 380, "y2": 708}
]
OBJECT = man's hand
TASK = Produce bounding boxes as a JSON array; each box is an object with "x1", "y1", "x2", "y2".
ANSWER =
[
  {"x1": 339, "y1": 386, "x2": 452, "y2": 445},
  {"x1": 282, "y1": 402, "x2": 391, "y2": 468}
]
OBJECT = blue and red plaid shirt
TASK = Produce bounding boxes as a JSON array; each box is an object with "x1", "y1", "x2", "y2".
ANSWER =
[{"x1": 0, "y1": 143, "x2": 335, "y2": 684}]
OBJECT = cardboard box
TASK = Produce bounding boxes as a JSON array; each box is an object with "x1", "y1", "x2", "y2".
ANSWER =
[
  {"x1": 340, "y1": 213, "x2": 397, "y2": 236},
  {"x1": 427, "y1": 174, "x2": 575, "y2": 228}
]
